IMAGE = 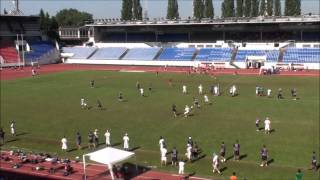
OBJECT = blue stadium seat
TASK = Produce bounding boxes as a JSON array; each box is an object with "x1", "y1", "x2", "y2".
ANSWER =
[
  {"x1": 89, "y1": 47, "x2": 127, "y2": 60},
  {"x1": 283, "y1": 48, "x2": 320, "y2": 63},
  {"x1": 235, "y1": 50, "x2": 279, "y2": 62},
  {"x1": 25, "y1": 41, "x2": 55, "y2": 61},
  {"x1": 195, "y1": 48, "x2": 232, "y2": 62},
  {"x1": 122, "y1": 48, "x2": 160, "y2": 60},
  {"x1": 158, "y1": 48, "x2": 196, "y2": 61},
  {"x1": 62, "y1": 47, "x2": 97, "y2": 59}
]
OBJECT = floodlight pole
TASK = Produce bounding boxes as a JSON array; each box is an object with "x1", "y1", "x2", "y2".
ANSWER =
[{"x1": 21, "y1": 34, "x2": 25, "y2": 67}]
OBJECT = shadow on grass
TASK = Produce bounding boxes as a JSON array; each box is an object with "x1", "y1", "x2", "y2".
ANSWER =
[
  {"x1": 270, "y1": 129, "x2": 276, "y2": 134},
  {"x1": 5, "y1": 138, "x2": 19, "y2": 143},
  {"x1": 111, "y1": 142, "x2": 121, "y2": 147},
  {"x1": 191, "y1": 154, "x2": 206, "y2": 163},
  {"x1": 240, "y1": 154, "x2": 247, "y2": 160},
  {"x1": 220, "y1": 166, "x2": 227, "y2": 172},
  {"x1": 267, "y1": 158, "x2": 274, "y2": 165},
  {"x1": 16, "y1": 132, "x2": 28, "y2": 137},
  {"x1": 226, "y1": 155, "x2": 234, "y2": 161},
  {"x1": 67, "y1": 148, "x2": 78, "y2": 153},
  {"x1": 129, "y1": 146, "x2": 140, "y2": 151},
  {"x1": 258, "y1": 127, "x2": 264, "y2": 131},
  {"x1": 183, "y1": 172, "x2": 196, "y2": 179}
]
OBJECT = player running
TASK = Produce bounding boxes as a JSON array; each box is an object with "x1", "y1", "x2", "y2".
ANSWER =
[{"x1": 260, "y1": 145, "x2": 269, "y2": 167}]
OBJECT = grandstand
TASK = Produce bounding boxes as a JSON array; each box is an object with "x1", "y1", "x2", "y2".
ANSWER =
[{"x1": 0, "y1": 15, "x2": 60, "y2": 67}]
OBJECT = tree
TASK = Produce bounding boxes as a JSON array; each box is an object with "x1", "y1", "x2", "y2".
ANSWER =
[
  {"x1": 194, "y1": 0, "x2": 204, "y2": 20},
  {"x1": 121, "y1": 0, "x2": 133, "y2": 20},
  {"x1": 39, "y1": 9, "x2": 46, "y2": 31},
  {"x1": 236, "y1": 0, "x2": 243, "y2": 17},
  {"x1": 274, "y1": 0, "x2": 281, "y2": 16},
  {"x1": 55, "y1": 8, "x2": 93, "y2": 26},
  {"x1": 260, "y1": 0, "x2": 266, "y2": 16},
  {"x1": 167, "y1": 0, "x2": 179, "y2": 19},
  {"x1": 267, "y1": 0, "x2": 273, "y2": 16},
  {"x1": 204, "y1": 0, "x2": 214, "y2": 18},
  {"x1": 221, "y1": 0, "x2": 235, "y2": 17},
  {"x1": 243, "y1": 0, "x2": 251, "y2": 17},
  {"x1": 221, "y1": 2, "x2": 226, "y2": 17},
  {"x1": 133, "y1": 0, "x2": 143, "y2": 20},
  {"x1": 251, "y1": 0, "x2": 259, "y2": 17},
  {"x1": 295, "y1": 0, "x2": 301, "y2": 15}
]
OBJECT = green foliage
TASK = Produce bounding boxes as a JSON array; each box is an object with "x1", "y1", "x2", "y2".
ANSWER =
[
  {"x1": 1, "y1": 71, "x2": 319, "y2": 179},
  {"x1": 204, "y1": 0, "x2": 214, "y2": 18},
  {"x1": 121, "y1": 0, "x2": 132, "y2": 20},
  {"x1": 274, "y1": 0, "x2": 281, "y2": 16},
  {"x1": 236, "y1": 0, "x2": 243, "y2": 17},
  {"x1": 193, "y1": 0, "x2": 204, "y2": 20},
  {"x1": 251, "y1": 0, "x2": 259, "y2": 17},
  {"x1": 132, "y1": 0, "x2": 143, "y2": 20},
  {"x1": 167, "y1": 0, "x2": 179, "y2": 20},
  {"x1": 55, "y1": 8, "x2": 92, "y2": 26},
  {"x1": 267, "y1": 0, "x2": 273, "y2": 16},
  {"x1": 285, "y1": 0, "x2": 300, "y2": 16},
  {"x1": 221, "y1": 0, "x2": 235, "y2": 17},
  {"x1": 260, "y1": 0, "x2": 266, "y2": 16},
  {"x1": 243, "y1": 0, "x2": 251, "y2": 17},
  {"x1": 39, "y1": 9, "x2": 59, "y2": 40}
]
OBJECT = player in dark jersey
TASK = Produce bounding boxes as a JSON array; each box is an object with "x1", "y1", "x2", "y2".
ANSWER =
[
  {"x1": 172, "y1": 104, "x2": 177, "y2": 117},
  {"x1": 255, "y1": 118, "x2": 261, "y2": 131},
  {"x1": 233, "y1": 140, "x2": 240, "y2": 161},
  {"x1": 193, "y1": 98, "x2": 200, "y2": 109},
  {"x1": 260, "y1": 145, "x2": 268, "y2": 167},
  {"x1": 291, "y1": 88, "x2": 297, "y2": 100},
  {"x1": 90, "y1": 80, "x2": 95, "y2": 88},
  {"x1": 88, "y1": 131, "x2": 94, "y2": 149},
  {"x1": 76, "y1": 132, "x2": 82, "y2": 150},
  {"x1": 277, "y1": 88, "x2": 283, "y2": 99},
  {"x1": 310, "y1": 151, "x2": 317, "y2": 171},
  {"x1": 172, "y1": 147, "x2": 178, "y2": 166},
  {"x1": 220, "y1": 142, "x2": 226, "y2": 162},
  {"x1": 97, "y1": 100, "x2": 103, "y2": 110}
]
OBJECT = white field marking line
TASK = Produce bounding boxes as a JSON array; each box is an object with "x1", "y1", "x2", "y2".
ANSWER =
[
  {"x1": 0, "y1": 166, "x2": 74, "y2": 180},
  {"x1": 119, "y1": 70, "x2": 146, "y2": 72}
]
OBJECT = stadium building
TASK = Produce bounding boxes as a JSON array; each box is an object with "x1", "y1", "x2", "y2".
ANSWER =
[{"x1": 59, "y1": 15, "x2": 320, "y2": 70}]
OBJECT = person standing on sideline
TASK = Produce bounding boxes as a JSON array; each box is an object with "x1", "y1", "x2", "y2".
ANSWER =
[
  {"x1": 186, "y1": 144, "x2": 192, "y2": 162},
  {"x1": 61, "y1": 136, "x2": 68, "y2": 152},
  {"x1": 264, "y1": 117, "x2": 271, "y2": 134},
  {"x1": 76, "y1": 132, "x2": 82, "y2": 150},
  {"x1": 295, "y1": 169, "x2": 303, "y2": 180},
  {"x1": 233, "y1": 140, "x2": 240, "y2": 161},
  {"x1": 260, "y1": 145, "x2": 269, "y2": 167},
  {"x1": 267, "y1": 89, "x2": 272, "y2": 97},
  {"x1": 178, "y1": 160, "x2": 185, "y2": 175},
  {"x1": 104, "y1": 129, "x2": 111, "y2": 146},
  {"x1": 230, "y1": 172, "x2": 238, "y2": 180},
  {"x1": 256, "y1": 118, "x2": 261, "y2": 131},
  {"x1": 159, "y1": 136, "x2": 165, "y2": 150},
  {"x1": 123, "y1": 133, "x2": 130, "y2": 151},
  {"x1": 10, "y1": 120, "x2": 16, "y2": 136},
  {"x1": 88, "y1": 131, "x2": 94, "y2": 149},
  {"x1": 94, "y1": 129, "x2": 99, "y2": 148},
  {"x1": 212, "y1": 153, "x2": 221, "y2": 174},
  {"x1": 220, "y1": 142, "x2": 226, "y2": 162},
  {"x1": 0, "y1": 128, "x2": 5, "y2": 145},
  {"x1": 172, "y1": 104, "x2": 177, "y2": 117},
  {"x1": 310, "y1": 151, "x2": 317, "y2": 171},
  {"x1": 198, "y1": 84, "x2": 203, "y2": 95},
  {"x1": 140, "y1": 88, "x2": 144, "y2": 97},
  {"x1": 160, "y1": 145, "x2": 168, "y2": 167},
  {"x1": 277, "y1": 88, "x2": 283, "y2": 99},
  {"x1": 32, "y1": 68, "x2": 36, "y2": 77},
  {"x1": 172, "y1": 147, "x2": 178, "y2": 166},
  {"x1": 182, "y1": 85, "x2": 187, "y2": 94}
]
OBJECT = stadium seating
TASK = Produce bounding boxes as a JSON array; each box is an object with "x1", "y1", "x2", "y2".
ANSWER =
[
  {"x1": 89, "y1": 47, "x2": 127, "y2": 60},
  {"x1": 235, "y1": 50, "x2": 279, "y2": 62},
  {"x1": 195, "y1": 48, "x2": 232, "y2": 62},
  {"x1": 25, "y1": 41, "x2": 55, "y2": 61},
  {"x1": 122, "y1": 48, "x2": 160, "y2": 60},
  {"x1": 158, "y1": 48, "x2": 196, "y2": 61},
  {"x1": 0, "y1": 42, "x2": 19, "y2": 64},
  {"x1": 62, "y1": 47, "x2": 97, "y2": 59},
  {"x1": 283, "y1": 48, "x2": 320, "y2": 63}
]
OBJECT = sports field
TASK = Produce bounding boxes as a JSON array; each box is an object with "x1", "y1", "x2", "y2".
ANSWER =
[{"x1": 1, "y1": 70, "x2": 319, "y2": 179}]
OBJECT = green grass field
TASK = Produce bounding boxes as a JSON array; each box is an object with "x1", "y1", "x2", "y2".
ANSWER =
[{"x1": 1, "y1": 71, "x2": 319, "y2": 180}]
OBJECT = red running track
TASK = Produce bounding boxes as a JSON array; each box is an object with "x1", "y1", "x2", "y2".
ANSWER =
[{"x1": 1, "y1": 63, "x2": 319, "y2": 80}]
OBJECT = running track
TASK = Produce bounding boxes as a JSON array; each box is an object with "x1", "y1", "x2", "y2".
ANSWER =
[{"x1": 0, "y1": 64, "x2": 319, "y2": 80}]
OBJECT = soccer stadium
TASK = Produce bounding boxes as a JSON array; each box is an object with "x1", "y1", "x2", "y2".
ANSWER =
[{"x1": 0, "y1": 0, "x2": 319, "y2": 179}]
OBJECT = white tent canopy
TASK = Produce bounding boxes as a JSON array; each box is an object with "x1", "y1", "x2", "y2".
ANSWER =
[{"x1": 83, "y1": 147, "x2": 135, "y2": 180}]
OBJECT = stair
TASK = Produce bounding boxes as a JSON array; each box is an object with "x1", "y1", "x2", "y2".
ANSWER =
[{"x1": 229, "y1": 47, "x2": 240, "y2": 69}]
